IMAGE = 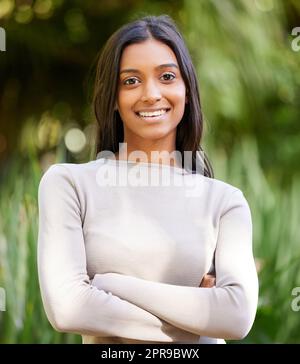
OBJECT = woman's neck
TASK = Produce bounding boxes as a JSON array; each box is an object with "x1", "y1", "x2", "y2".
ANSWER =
[{"x1": 115, "y1": 149, "x2": 182, "y2": 169}]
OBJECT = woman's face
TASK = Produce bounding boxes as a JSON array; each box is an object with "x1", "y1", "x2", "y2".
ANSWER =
[{"x1": 117, "y1": 38, "x2": 187, "y2": 150}]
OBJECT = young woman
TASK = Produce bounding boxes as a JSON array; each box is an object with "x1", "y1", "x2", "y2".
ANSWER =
[{"x1": 37, "y1": 15, "x2": 258, "y2": 344}]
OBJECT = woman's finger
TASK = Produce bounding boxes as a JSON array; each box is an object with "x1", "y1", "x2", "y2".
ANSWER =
[{"x1": 200, "y1": 274, "x2": 216, "y2": 288}]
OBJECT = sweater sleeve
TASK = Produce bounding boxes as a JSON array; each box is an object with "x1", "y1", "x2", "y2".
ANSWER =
[
  {"x1": 91, "y1": 189, "x2": 259, "y2": 340},
  {"x1": 37, "y1": 164, "x2": 199, "y2": 342}
]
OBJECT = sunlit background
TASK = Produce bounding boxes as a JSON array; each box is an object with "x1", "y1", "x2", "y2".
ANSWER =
[{"x1": 0, "y1": 0, "x2": 300, "y2": 343}]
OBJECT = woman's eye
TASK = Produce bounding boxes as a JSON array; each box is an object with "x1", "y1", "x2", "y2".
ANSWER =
[
  {"x1": 123, "y1": 78, "x2": 139, "y2": 85},
  {"x1": 161, "y1": 73, "x2": 175, "y2": 81}
]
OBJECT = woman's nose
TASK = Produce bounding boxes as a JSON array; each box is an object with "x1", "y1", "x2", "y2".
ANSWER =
[{"x1": 141, "y1": 81, "x2": 161, "y2": 103}]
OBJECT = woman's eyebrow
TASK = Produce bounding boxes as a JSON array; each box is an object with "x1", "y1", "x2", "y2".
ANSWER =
[{"x1": 120, "y1": 63, "x2": 179, "y2": 75}]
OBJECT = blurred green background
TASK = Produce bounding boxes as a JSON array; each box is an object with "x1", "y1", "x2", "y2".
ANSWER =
[{"x1": 0, "y1": 0, "x2": 300, "y2": 343}]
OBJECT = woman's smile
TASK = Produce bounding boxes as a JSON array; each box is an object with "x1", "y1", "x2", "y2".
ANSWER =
[{"x1": 134, "y1": 108, "x2": 171, "y2": 122}]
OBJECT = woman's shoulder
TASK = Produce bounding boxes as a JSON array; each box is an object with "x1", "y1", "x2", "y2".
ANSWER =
[
  {"x1": 197, "y1": 174, "x2": 242, "y2": 196},
  {"x1": 39, "y1": 160, "x2": 99, "y2": 188},
  {"x1": 197, "y1": 174, "x2": 250, "y2": 211}
]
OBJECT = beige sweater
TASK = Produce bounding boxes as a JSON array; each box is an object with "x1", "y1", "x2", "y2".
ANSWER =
[{"x1": 37, "y1": 156, "x2": 258, "y2": 344}]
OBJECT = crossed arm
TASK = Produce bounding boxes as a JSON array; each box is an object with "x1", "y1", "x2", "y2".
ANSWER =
[{"x1": 38, "y1": 164, "x2": 258, "y2": 341}]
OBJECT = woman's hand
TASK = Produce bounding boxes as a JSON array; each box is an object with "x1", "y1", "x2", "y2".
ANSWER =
[{"x1": 199, "y1": 274, "x2": 216, "y2": 288}]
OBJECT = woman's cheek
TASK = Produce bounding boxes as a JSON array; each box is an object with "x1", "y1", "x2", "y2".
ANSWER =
[
  {"x1": 168, "y1": 84, "x2": 186, "y2": 101},
  {"x1": 118, "y1": 89, "x2": 140, "y2": 109}
]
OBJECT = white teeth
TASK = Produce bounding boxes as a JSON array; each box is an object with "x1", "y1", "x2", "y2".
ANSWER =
[{"x1": 138, "y1": 109, "x2": 168, "y2": 117}]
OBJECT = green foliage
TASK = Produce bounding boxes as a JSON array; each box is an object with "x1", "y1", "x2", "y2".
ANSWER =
[{"x1": 181, "y1": 0, "x2": 300, "y2": 187}]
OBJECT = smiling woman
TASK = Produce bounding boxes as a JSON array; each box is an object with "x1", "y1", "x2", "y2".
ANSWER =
[
  {"x1": 37, "y1": 15, "x2": 258, "y2": 345},
  {"x1": 93, "y1": 15, "x2": 213, "y2": 174}
]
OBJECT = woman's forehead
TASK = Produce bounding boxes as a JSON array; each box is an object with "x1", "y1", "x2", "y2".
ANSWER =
[{"x1": 120, "y1": 39, "x2": 178, "y2": 69}]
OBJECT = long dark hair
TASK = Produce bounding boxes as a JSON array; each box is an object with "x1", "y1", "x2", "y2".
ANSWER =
[{"x1": 93, "y1": 14, "x2": 214, "y2": 177}]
